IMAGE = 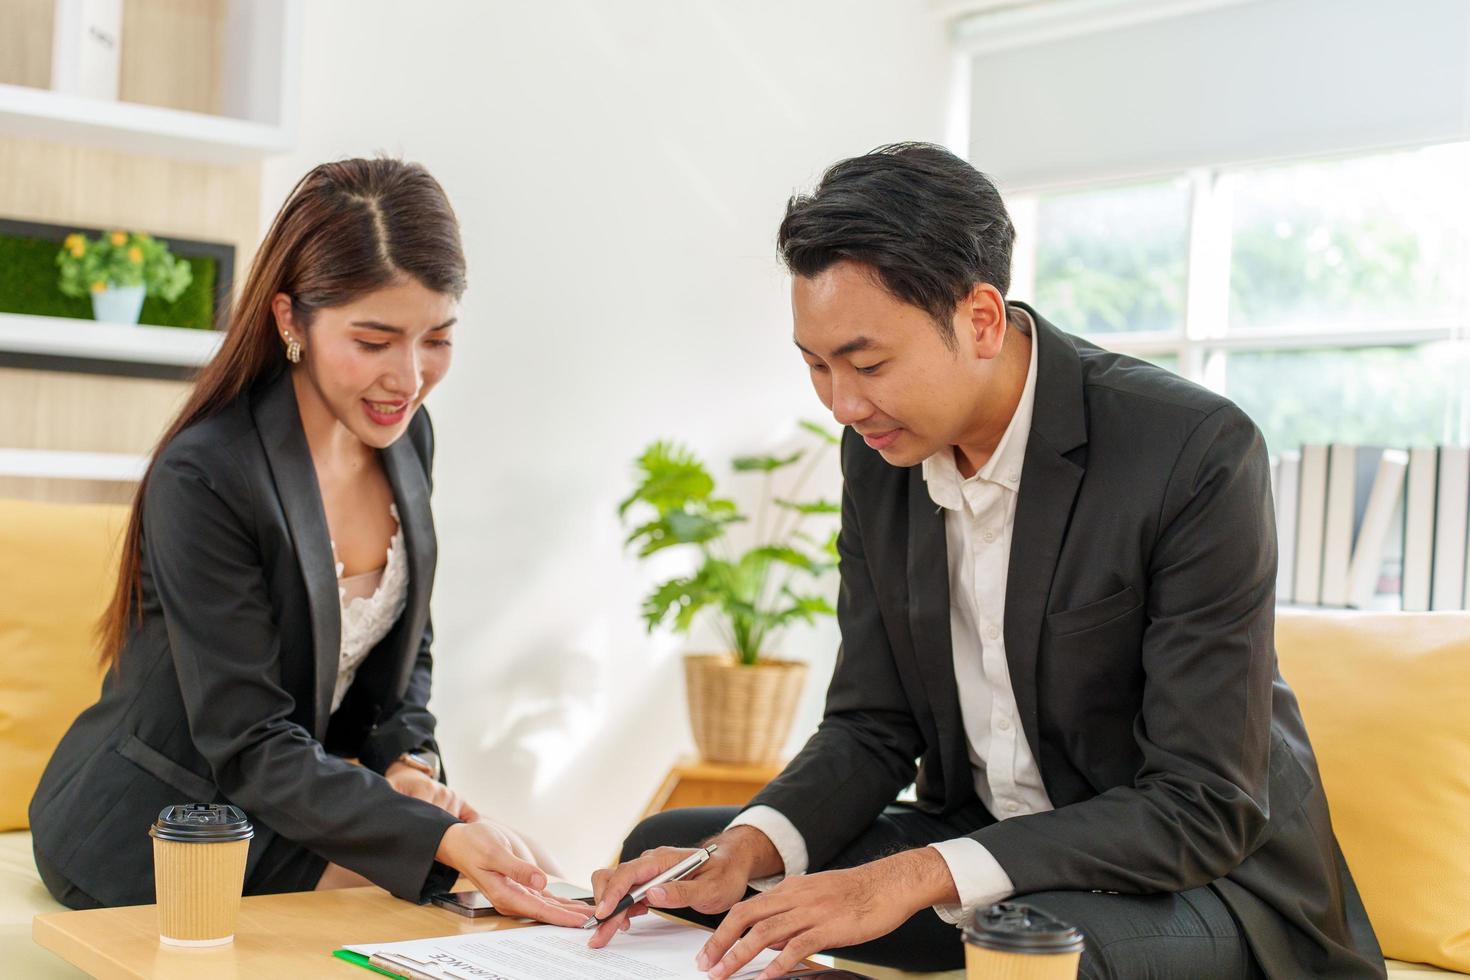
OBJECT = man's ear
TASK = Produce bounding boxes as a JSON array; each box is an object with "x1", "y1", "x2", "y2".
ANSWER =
[{"x1": 955, "y1": 282, "x2": 1008, "y2": 360}]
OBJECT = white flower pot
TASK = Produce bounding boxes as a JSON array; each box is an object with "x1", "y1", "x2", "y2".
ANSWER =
[{"x1": 90, "y1": 284, "x2": 146, "y2": 325}]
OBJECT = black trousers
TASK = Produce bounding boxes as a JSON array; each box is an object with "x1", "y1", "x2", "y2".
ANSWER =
[{"x1": 623, "y1": 805, "x2": 1265, "y2": 980}]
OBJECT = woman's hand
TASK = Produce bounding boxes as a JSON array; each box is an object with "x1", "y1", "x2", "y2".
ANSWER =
[
  {"x1": 435, "y1": 822, "x2": 592, "y2": 927},
  {"x1": 385, "y1": 762, "x2": 478, "y2": 822}
]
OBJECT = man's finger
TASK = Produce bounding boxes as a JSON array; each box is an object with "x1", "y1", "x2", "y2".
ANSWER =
[
  {"x1": 699, "y1": 894, "x2": 786, "y2": 970},
  {"x1": 593, "y1": 849, "x2": 688, "y2": 918},
  {"x1": 643, "y1": 875, "x2": 724, "y2": 913},
  {"x1": 755, "y1": 932, "x2": 823, "y2": 980},
  {"x1": 707, "y1": 911, "x2": 800, "y2": 980},
  {"x1": 590, "y1": 867, "x2": 611, "y2": 904}
]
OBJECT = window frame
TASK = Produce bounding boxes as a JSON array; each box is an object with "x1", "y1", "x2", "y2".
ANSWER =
[{"x1": 1007, "y1": 157, "x2": 1469, "y2": 404}]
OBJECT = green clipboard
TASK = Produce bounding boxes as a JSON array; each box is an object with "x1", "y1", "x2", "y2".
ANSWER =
[{"x1": 331, "y1": 948, "x2": 401, "y2": 977}]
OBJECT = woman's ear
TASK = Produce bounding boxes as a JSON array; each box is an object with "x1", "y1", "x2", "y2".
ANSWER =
[{"x1": 270, "y1": 292, "x2": 295, "y2": 343}]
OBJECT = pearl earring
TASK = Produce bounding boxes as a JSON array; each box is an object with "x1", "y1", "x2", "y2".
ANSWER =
[{"x1": 285, "y1": 334, "x2": 301, "y2": 363}]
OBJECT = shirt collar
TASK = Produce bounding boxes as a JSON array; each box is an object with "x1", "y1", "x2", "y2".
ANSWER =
[{"x1": 922, "y1": 306, "x2": 1039, "y2": 512}]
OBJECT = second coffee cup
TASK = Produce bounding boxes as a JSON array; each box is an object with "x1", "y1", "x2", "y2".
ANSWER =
[{"x1": 963, "y1": 901, "x2": 1085, "y2": 980}]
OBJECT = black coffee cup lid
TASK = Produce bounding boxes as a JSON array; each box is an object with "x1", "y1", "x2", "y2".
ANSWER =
[
  {"x1": 150, "y1": 804, "x2": 254, "y2": 843},
  {"x1": 963, "y1": 902, "x2": 1085, "y2": 954}
]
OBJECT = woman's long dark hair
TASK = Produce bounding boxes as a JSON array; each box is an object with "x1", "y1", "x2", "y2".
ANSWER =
[{"x1": 98, "y1": 158, "x2": 467, "y2": 670}]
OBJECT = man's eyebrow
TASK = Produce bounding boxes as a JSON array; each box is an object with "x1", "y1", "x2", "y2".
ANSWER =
[
  {"x1": 793, "y1": 335, "x2": 875, "y2": 358},
  {"x1": 350, "y1": 317, "x2": 458, "y2": 334}
]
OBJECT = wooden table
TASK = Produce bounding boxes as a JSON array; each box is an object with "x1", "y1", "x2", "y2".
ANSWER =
[
  {"x1": 33, "y1": 883, "x2": 598, "y2": 979},
  {"x1": 33, "y1": 883, "x2": 820, "y2": 979}
]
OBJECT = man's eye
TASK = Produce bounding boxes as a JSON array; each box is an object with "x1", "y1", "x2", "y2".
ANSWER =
[
  {"x1": 855, "y1": 362, "x2": 885, "y2": 376},
  {"x1": 806, "y1": 362, "x2": 828, "y2": 374}
]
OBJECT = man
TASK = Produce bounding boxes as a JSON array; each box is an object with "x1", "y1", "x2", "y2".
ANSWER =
[{"x1": 590, "y1": 144, "x2": 1384, "y2": 979}]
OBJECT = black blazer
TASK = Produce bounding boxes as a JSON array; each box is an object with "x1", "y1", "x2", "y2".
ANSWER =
[
  {"x1": 30, "y1": 370, "x2": 458, "y2": 907},
  {"x1": 745, "y1": 305, "x2": 1385, "y2": 980}
]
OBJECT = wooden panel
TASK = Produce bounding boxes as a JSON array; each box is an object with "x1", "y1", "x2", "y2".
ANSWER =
[
  {"x1": 0, "y1": 134, "x2": 260, "y2": 285},
  {"x1": 0, "y1": 0, "x2": 54, "y2": 89},
  {"x1": 0, "y1": 367, "x2": 189, "y2": 454},
  {"x1": 0, "y1": 477, "x2": 136, "y2": 505},
  {"x1": 0, "y1": 366, "x2": 187, "y2": 504},
  {"x1": 120, "y1": 0, "x2": 229, "y2": 116}
]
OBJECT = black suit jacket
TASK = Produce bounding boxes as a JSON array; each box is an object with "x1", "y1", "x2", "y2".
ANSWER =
[
  {"x1": 30, "y1": 370, "x2": 458, "y2": 907},
  {"x1": 745, "y1": 305, "x2": 1384, "y2": 979}
]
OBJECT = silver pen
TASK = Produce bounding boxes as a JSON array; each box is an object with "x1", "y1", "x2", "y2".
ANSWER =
[{"x1": 580, "y1": 844, "x2": 719, "y2": 928}]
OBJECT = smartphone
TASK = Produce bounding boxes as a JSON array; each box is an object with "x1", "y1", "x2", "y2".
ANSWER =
[
  {"x1": 431, "y1": 882, "x2": 596, "y2": 917},
  {"x1": 547, "y1": 881, "x2": 594, "y2": 902},
  {"x1": 430, "y1": 889, "x2": 497, "y2": 917}
]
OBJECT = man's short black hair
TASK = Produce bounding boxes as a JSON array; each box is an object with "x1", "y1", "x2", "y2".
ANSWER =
[{"x1": 777, "y1": 142, "x2": 1015, "y2": 349}]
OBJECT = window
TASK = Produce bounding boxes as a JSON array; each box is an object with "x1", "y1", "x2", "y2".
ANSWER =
[{"x1": 1009, "y1": 142, "x2": 1470, "y2": 456}]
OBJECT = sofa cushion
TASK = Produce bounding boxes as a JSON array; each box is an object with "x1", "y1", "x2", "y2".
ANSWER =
[
  {"x1": 0, "y1": 499, "x2": 125, "y2": 831},
  {"x1": 0, "y1": 830, "x2": 83, "y2": 977},
  {"x1": 1276, "y1": 608, "x2": 1470, "y2": 974}
]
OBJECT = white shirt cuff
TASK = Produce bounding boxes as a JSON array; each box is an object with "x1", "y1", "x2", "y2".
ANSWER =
[
  {"x1": 927, "y1": 837, "x2": 1015, "y2": 925},
  {"x1": 726, "y1": 805, "x2": 809, "y2": 890}
]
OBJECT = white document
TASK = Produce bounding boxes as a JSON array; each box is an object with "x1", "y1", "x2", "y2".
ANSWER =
[{"x1": 346, "y1": 918, "x2": 782, "y2": 980}]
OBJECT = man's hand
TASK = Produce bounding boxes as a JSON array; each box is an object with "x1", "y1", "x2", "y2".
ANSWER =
[
  {"x1": 586, "y1": 826, "x2": 782, "y2": 949},
  {"x1": 435, "y1": 822, "x2": 591, "y2": 928},
  {"x1": 697, "y1": 847, "x2": 958, "y2": 980},
  {"x1": 385, "y1": 761, "x2": 478, "y2": 822}
]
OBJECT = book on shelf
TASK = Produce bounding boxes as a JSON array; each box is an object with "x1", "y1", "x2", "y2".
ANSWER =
[
  {"x1": 1431, "y1": 446, "x2": 1469, "y2": 611},
  {"x1": 1402, "y1": 447, "x2": 1438, "y2": 612},
  {"x1": 1274, "y1": 451, "x2": 1301, "y2": 603},
  {"x1": 1345, "y1": 449, "x2": 1407, "y2": 609},
  {"x1": 1292, "y1": 444, "x2": 1329, "y2": 606}
]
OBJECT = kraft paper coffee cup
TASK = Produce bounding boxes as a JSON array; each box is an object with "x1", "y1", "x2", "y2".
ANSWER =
[
  {"x1": 963, "y1": 902, "x2": 1085, "y2": 980},
  {"x1": 149, "y1": 804, "x2": 253, "y2": 947}
]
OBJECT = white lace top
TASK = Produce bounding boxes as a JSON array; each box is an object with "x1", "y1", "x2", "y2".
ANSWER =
[{"x1": 331, "y1": 504, "x2": 409, "y2": 714}]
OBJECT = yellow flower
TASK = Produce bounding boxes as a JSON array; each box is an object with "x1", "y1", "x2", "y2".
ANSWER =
[
  {"x1": 90, "y1": 281, "x2": 107, "y2": 293},
  {"x1": 128, "y1": 246, "x2": 143, "y2": 263},
  {"x1": 110, "y1": 231, "x2": 127, "y2": 247},
  {"x1": 64, "y1": 233, "x2": 84, "y2": 251},
  {"x1": 69, "y1": 243, "x2": 85, "y2": 258}
]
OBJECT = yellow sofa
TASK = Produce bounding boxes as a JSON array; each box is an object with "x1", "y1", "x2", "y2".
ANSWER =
[
  {"x1": 836, "y1": 607, "x2": 1470, "y2": 979},
  {"x1": 3, "y1": 496, "x2": 1466, "y2": 978}
]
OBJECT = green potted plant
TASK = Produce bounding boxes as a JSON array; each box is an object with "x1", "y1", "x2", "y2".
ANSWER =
[
  {"x1": 56, "y1": 229, "x2": 192, "y2": 326},
  {"x1": 620, "y1": 421, "x2": 841, "y2": 764}
]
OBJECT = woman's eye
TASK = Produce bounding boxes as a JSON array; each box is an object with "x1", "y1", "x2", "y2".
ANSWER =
[{"x1": 355, "y1": 340, "x2": 389, "y2": 352}]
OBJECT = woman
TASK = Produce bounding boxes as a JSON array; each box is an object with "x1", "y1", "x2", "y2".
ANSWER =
[{"x1": 30, "y1": 159, "x2": 588, "y2": 926}]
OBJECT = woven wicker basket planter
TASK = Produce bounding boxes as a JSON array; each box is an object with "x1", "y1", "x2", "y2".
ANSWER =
[{"x1": 682, "y1": 654, "x2": 808, "y2": 765}]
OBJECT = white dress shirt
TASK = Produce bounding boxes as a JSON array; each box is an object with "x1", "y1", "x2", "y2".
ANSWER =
[{"x1": 730, "y1": 309, "x2": 1050, "y2": 924}]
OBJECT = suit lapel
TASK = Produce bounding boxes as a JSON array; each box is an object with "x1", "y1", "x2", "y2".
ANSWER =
[
  {"x1": 1003, "y1": 304, "x2": 1087, "y2": 769},
  {"x1": 905, "y1": 470, "x2": 972, "y2": 803},
  {"x1": 252, "y1": 372, "x2": 340, "y2": 739},
  {"x1": 380, "y1": 428, "x2": 436, "y2": 698}
]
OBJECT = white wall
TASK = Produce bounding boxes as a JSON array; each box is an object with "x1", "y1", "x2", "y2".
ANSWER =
[{"x1": 262, "y1": 0, "x2": 949, "y2": 884}]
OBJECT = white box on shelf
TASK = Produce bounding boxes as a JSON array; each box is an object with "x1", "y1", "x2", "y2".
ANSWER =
[{"x1": 50, "y1": 0, "x2": 124, "y2": 102}]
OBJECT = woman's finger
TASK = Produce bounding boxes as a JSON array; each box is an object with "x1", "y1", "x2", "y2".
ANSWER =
[{"x1": 481, "y1": 876, "x2": 593, "y2": 928}]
